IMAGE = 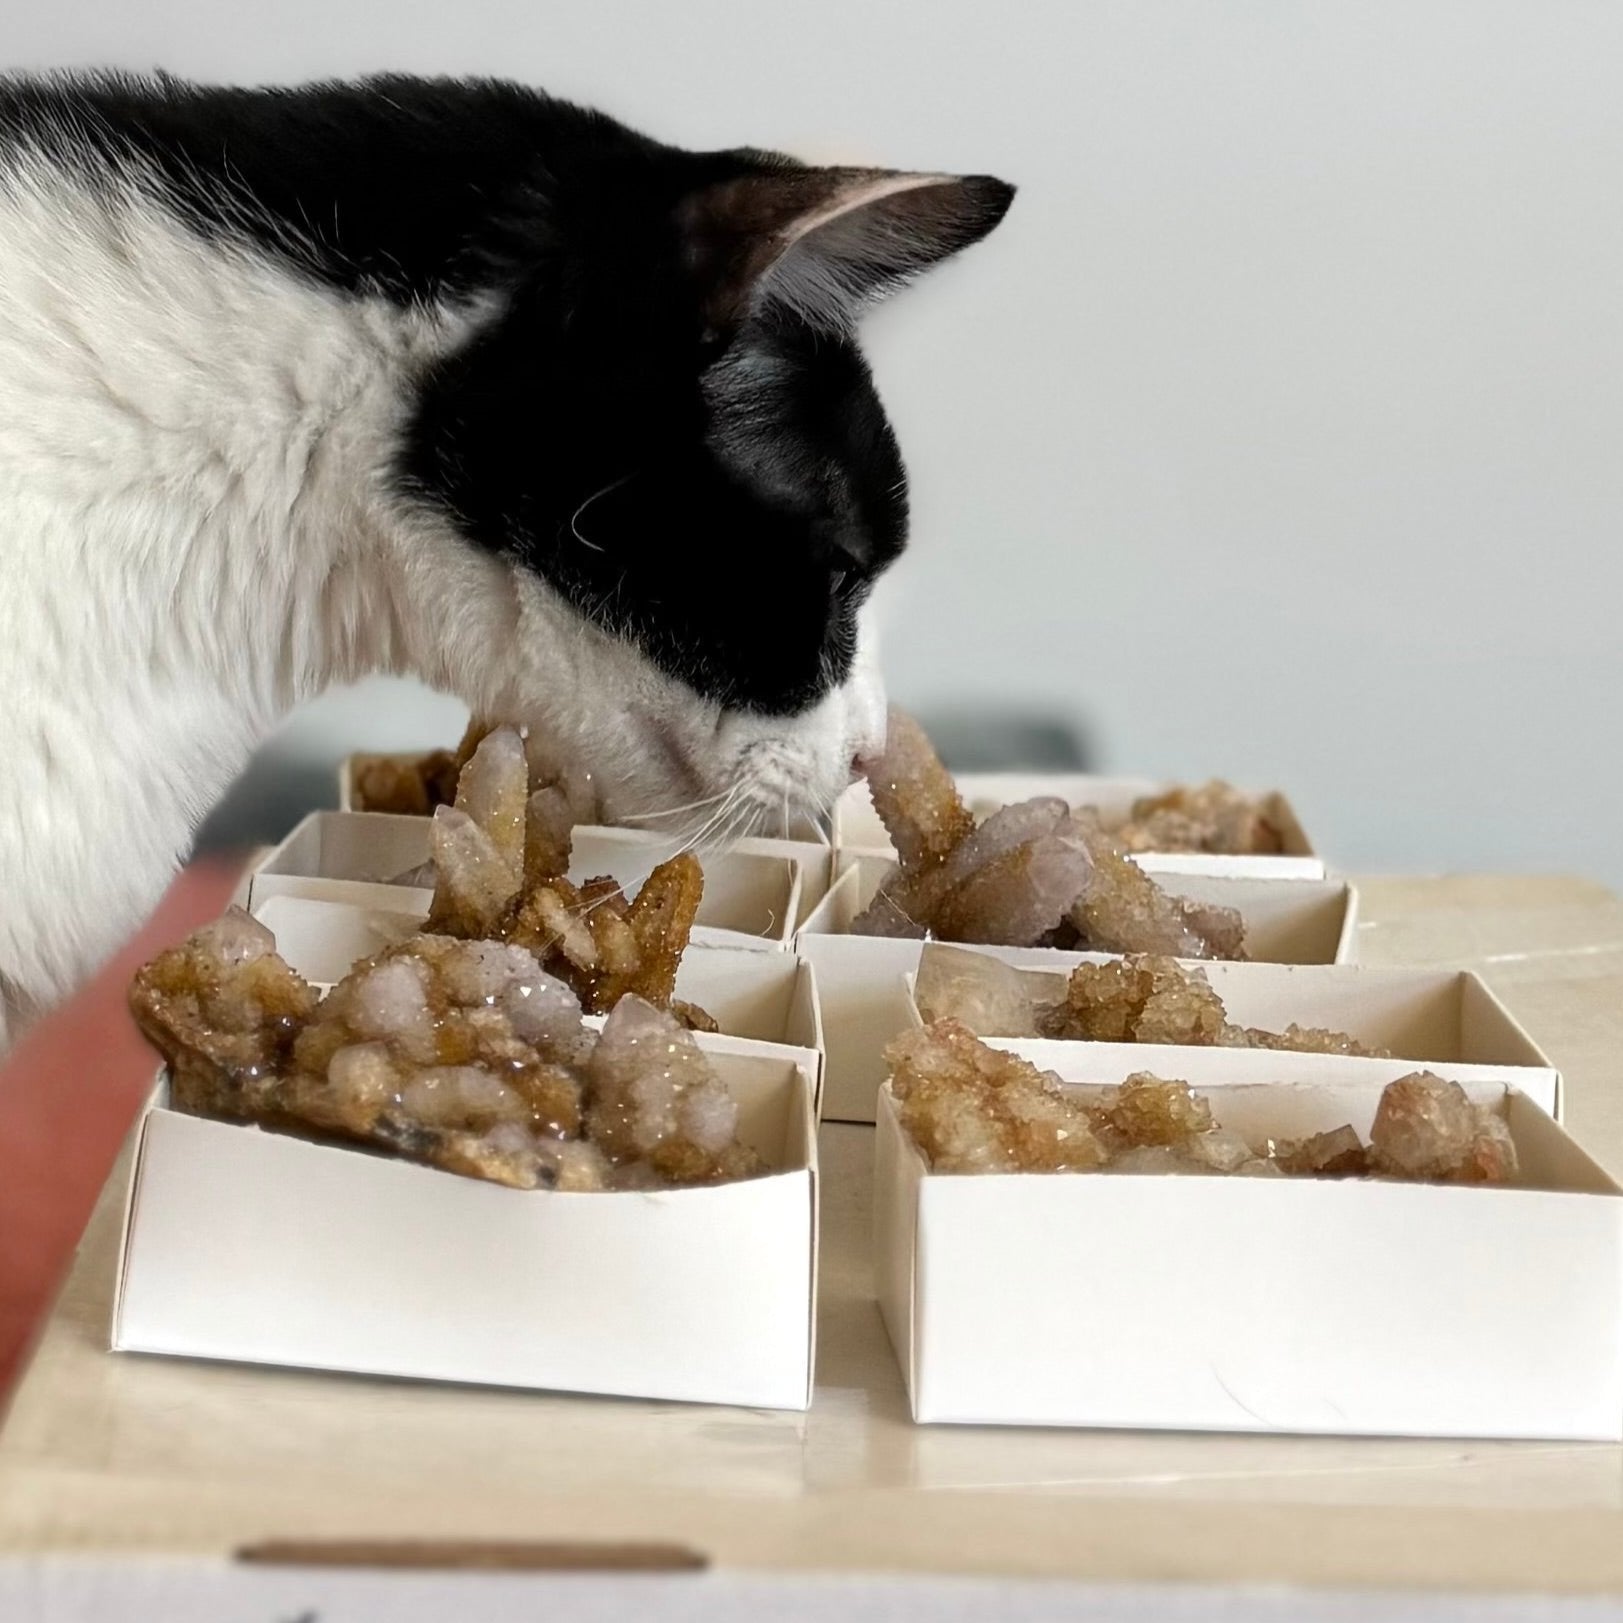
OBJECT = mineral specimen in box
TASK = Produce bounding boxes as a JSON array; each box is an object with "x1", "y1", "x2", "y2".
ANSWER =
[
  {"x1": 1038, "y1": 955, "x2": 1385, "y2": 1056},
  {"x1": 1273, "y1": 1124, "x2": 1369, "y2": 1178},
  {"x1": 853, "y1": 711, "x2": 1245, "y2": 958},
  {"x1": 1038, "y1": 954, "x2": 1229, "y2": 1046},
  {"x1": 350, "y1": 749, "x2": 458, "y2": 817},
  {"x1": 865, "y1": 708, "x2": 977, "y2": 875},
  {"x1": 913, "y1": 947, "x2": 1043, "y2": 1038},
  {"x1": 1112, "y1": 780, "x2": 1285, "y2": 857},
  {"x1": 126, "y1": 909, "x2": 320, "y2": 1121},
  {"x1": 885, "y1": 1024, "x2": 1277, "y2": 1177},
  {"x1": 886, "y1": 1022, "x2": 1518, "y2": 1184},
  {"x1": 349, "y1": 718, "x2": 490, "y2": 815},
  {"x1": 884, "y1": 1018, "x2": 1108, "y2": 1174},
  {"x1": 586, "y1": 994, "x2": 764, "y2": 1186},
  {"x1": 1069, "y1": 823, "x2": 1247, "y2": 959},
  {"x1": 1370, "y1": 1071, "x2": 1519, "y2": 1184},
  {"x1": 130, "y1": 911, "x2": 765, "y2": 1191},
  {"x1": 424, "y1": 726, "x2": 708, "y2": 1023},
  {"x1": 919, "y1": 948, "x2": 1381, "y2": 1057}
]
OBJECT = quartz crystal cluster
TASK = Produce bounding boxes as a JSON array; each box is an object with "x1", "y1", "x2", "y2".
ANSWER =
[
  {"x1": 913, "y1": 947, "x2": 1385, "y2": 1057},
  {"x1": 1039, "y1": 955, "x2": 1386, "y2": 1055},
  {"x1": 886, "y1": 1022, "x2": 1518, "y2": 1184},
  {"x1": 854, "y1": 711, "x2": 1245, "y2": 958},
  {"x1": 349, "y1": 719, "x2": 489, "y2": 816},
  {"x1": 1365, "y1": 1072, "x2": 1519, "y2": 1183},
  {"x1": 130, "y1": 910, "x2": 765, "y2": 1191},
  {"x1": 1110, "y1": 781, "x2": 1284, "y2": 857},
  {"x1": 423, "y1": 726, "x2": 709, "y2": 1025},
  {"x1": 885, "y1": 1021, "x2": 1268, "y2": 1176}
]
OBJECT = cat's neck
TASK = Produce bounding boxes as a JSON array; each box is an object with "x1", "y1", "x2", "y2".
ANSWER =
[{"x1": 0, "y1": 169, "x2": 502, "y2": 1019}]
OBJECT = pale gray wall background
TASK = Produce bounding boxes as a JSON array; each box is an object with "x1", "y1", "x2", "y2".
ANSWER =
[{"x1": 16, "y1": 2, "x2": 1622, "y2": 883}]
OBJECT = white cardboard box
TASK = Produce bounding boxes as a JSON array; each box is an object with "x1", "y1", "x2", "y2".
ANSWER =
[
  {"x1": 337, "y1": 755, "x2": 836, "y2": 925},
  {"x1": 876, "y1": 1078, "x2": 1623, "y2": 1439},
  {"x1": 826, "y1": 852, "x2": 1357, "y2": 964},
  {"x1": 907, "y1": 943, "x2": 1562, "y2": 1118},
  {"x1": 251, "y1": 894, "x2": 825, "y2": 1100},
  {"x1": 797, "y1": 859, "x2": 1359, "y2": 1124},
  {"x1": 248, "y1": 812, "x2": 808, "y2": 951},
  {"x1": 114, "y1": 1044, "x2": 819, "y2": 1410},
  {"x1": 834, "y1": 774, "x2": 1324, "y2": 880}
]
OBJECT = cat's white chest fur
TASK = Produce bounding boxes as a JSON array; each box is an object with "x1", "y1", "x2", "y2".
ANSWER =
[{"x1": 0, "y1": 167, "x2": 465, "y2": 1025}]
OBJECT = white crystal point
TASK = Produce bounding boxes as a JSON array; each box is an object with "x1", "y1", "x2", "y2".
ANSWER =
[
  {"x1": 429, "y1": 804, "x2": 522, "y2": 934},
  {"x1": 195, "y1": 906, "x2": 277, "y2": 966},
  {"x1": 502, "y1": 968, "x2": 594, "y2": 1065},
  {"x1": 524, "y1": 784, "x2": 574, "y2": 881},
  {"x1": 914, "y1": 945, "x2": 1039, "y2": 1037},
  {"x1": 595, "y1": 991, "x2": 680, "y2": 1050},
  {"x1": 933, "y1": 797, "x2": 1073, "y2": 895},
  {"x1": 350, "y1": 955, "x2": 433, "y2": 1043},
  {"x1": 590, "y1": 994, "x2": 726, "y2": 1157},
  {"x1": 935, "y1": 832, "x2": 1095, "y2": 947},
  {"x1": 454, "y1": 726, "x2": 529, "y2": 884}
]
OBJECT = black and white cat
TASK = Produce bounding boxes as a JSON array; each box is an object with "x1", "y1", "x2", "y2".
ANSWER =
[{"x1": 0, "y1": 72, "x2": 1013, "y2": 1043}]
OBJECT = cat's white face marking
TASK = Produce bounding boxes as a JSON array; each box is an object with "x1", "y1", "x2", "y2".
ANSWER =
[{"x1": 441, "y1": 561, "x2": 888, "y2": 834}]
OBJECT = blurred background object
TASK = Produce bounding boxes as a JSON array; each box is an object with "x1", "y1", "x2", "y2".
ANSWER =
[{"x1": 26, "y1": 0, "x2": 1620, "y2": 884}]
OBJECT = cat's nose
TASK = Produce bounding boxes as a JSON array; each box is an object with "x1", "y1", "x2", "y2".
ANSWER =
[
  {"x1": 851, "y1": 732, "x2": 888, "y2": 780},
  {"x1": 847, "y1": 686, "x2": 888, "y2": 772},
  {"x1": 851, "y1": 716, "x2": 888, "y2": 781}
]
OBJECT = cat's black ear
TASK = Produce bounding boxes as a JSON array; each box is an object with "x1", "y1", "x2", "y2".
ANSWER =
[{"x1": 680, "y1": 164, "x2": 1015, "y2": 333}]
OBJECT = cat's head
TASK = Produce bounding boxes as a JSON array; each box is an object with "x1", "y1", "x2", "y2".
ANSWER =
[{"x1": 404, "y1": 144, "x2": 1013, "y2": 835}]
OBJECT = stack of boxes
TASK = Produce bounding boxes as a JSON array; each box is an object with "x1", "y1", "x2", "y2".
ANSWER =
[{"x1": 110, "y1": 755, "x2": 1623, "y2": 1440}]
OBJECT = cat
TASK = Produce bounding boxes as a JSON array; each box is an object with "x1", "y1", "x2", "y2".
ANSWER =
[{"x1": 0, "y1": 72, "x2": 1013, "y2": 1047}]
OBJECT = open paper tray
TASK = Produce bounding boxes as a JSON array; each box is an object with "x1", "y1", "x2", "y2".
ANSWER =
[
  {"x1": 341, "y1": 752, "x2": 828, "y2": 842},
  {"x1": 251, "y1": 895, "x2": 825, "y2": 1105},
  {"x1": 113, "y1": 1047, "x2": 819, "y2": 1411},
  {"x1": 834, "y1": 774, "x2": 1324, "y2": 881},
  {"x1": 337, "y1": 757, "x2": 835, "y2": 926},
  {"x1": 797, "y1": 859, "x2": 1359, "y2": 1124},
  {"x1": 905, "y1": 945, "x2": 1561, "y2": 1119},
  {"x1": 248, "y1": 811, "x2": 805, "y2": 951},
  {"x1": 824, "y1": 852, "x2": 1357, "y2": 964},
  {"x1": 876, "y1": 1080, "x2": 1623, "y2": 1439}
]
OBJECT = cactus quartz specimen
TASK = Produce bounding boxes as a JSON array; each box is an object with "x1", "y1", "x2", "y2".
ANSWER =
[
  {"x1": 886, "y1": 1022, "x2": 1517, "y2": 1185},
  {"x1": 914, "y1": 946, "x2": 1384, "y2": 1056},
  {"x1": 885, "y1": 1022, "x2": 1269, "y2": 1177},
  {"x1": 130, "y1": 910, "x2": 764, "y2": 1191},
  {"x1": 1037, "y1": 955, "x2": 1387, "y2": 1056},
  {"x1": 349, "y1": 717, "x2": 490, "y2": 815},
  {"x1": 1112, "y1": 780, "x2": 1285, "y2": 856},
  {"x1": 854, "y1": 711, "x2": 1245, "y2": 958},
  {"x1": 423, "y1": 727, "x2": 706, "y2": 1021}
]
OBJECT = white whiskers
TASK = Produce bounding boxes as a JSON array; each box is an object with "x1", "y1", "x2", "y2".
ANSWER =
[{"x1": 617, "y1": 787, "x2": 733, "y2": 825}]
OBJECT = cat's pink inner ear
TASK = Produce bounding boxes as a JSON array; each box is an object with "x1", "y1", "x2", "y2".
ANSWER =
[{"x1": 681, "y1": 166, "x2": 1014, "y2": 332}]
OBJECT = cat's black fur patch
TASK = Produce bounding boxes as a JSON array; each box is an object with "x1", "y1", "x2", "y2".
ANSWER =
[
  {"x1": 0, "y1": 73, "x2": 1012, "y2": 715},
  {"x1": 0, "y1": 73, "x2": 647, "y2": 301}
]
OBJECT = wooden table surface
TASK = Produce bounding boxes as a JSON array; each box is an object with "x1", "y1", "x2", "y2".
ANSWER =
[{"x1": 5, "y1": 872, "x2": 1623, "y2": 1592}]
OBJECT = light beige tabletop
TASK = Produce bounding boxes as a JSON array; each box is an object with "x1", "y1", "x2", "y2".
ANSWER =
[{"x1": 5, "y1": 873, "x2": 1623, "y2": 1591}]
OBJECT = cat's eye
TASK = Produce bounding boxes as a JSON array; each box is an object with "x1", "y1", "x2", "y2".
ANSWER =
[{"x1": 831, "y1": 568, "x2": 867, "y2": 605}]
